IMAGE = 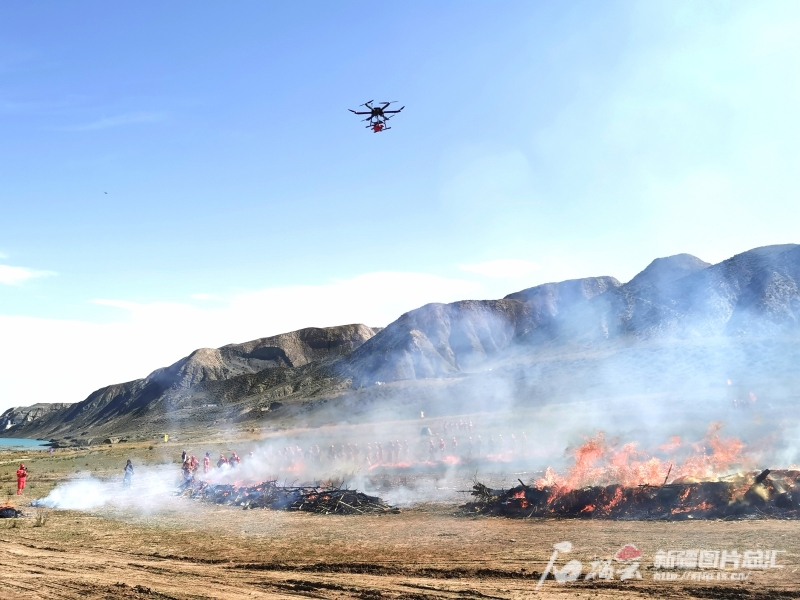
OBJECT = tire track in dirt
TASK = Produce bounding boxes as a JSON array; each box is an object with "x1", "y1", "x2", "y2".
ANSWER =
[{"x1": 3, "y1": 508, "x2": 800, "y2": 599}]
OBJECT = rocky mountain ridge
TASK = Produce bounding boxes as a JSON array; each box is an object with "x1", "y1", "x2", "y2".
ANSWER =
[
  {"x1": 1, "y1": 325, "x2": 376, "y2": 440},
  {"x1": 342, "y1": 244, "x2": 798, "y2": 386},
  {"x1": 3, "y1": 243, "x2": 799, "y2": 441}
]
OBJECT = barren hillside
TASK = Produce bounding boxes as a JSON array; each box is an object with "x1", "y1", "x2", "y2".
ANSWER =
[{"x1": 3, "y1": 244, "x2": 799, "y2": 443}]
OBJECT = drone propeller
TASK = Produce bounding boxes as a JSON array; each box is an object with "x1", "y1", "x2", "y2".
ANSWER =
[
  {"x1": 359, "y1": 100, "x2": 374, "y2": 107},
  {"x1": 384, "y1": 106, "x2": 405, "y2": 114}
]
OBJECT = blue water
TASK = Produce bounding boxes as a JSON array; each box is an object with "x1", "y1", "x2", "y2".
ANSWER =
[{"x1": 0, "y1": 437, "x2": 49, "y2": 449}]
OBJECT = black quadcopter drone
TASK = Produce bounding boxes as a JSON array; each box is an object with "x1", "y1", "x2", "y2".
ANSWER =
[{"x1": 349, "y1": 100, "x2": 404, "y2": 132}]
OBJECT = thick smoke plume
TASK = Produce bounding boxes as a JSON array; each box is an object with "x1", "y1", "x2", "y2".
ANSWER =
[{"x1": 33, "y1": 466, "x2": 181, "y2": 512}]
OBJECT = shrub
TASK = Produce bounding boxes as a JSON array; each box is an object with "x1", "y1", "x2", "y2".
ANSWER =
[{"x1": 33, "y1": 510, "x2": 48, "y2": 527}]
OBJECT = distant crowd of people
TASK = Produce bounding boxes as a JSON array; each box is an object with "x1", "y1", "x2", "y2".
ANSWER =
[
  {"x1": 237, "y1": 420, "x2": 534, "y2": 470},
  {"x1": 116, "y1": 419, "x2": 535, "y2": 491},
  {"x1": 6, "y1": 418, "x2": 533, "y2": 498},
  {"x1": 425, "y1": 429, "x2": 528, "y2": 461},
  {"x1": 179, "y1": 449, "x2": 253, "y2": 482}
]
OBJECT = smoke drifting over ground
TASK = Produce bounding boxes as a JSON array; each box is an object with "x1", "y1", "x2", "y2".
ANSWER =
[
  {"x1": 34, "y1": 466, "x2": 181, "y2": 512},
  {"x1": 34, "y1": 407, "x2": 797, "y2": 517}
]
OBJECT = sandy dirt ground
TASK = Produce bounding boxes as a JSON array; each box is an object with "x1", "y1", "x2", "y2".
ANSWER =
[{"x1": 1, "y1": 501, "x2": 800, "y2": 600}]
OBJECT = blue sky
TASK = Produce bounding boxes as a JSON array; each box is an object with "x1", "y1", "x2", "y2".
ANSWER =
[{"x1": 2, "y1": 1, "x2": 799, "y2": 408}]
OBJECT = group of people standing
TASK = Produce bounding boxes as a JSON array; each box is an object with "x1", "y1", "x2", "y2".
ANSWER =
[
  {"x1": 427, "y1": 431, "x2": 529, "y2": 461},
  {"x1": 325, "y1": 440, "x2": 412, "y2": 466},
  {"x1": 180, "y1": 449, "x2": 245, "y2": 482}
]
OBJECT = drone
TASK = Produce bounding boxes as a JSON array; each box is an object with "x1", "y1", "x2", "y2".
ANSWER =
[{"x1": 349, "y1": 100, "x2": 404, "y2": 132}]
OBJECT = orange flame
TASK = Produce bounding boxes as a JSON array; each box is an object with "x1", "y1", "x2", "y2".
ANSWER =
[{"x1": 535, "y1": 422, "x2": 749, "y2": 491}]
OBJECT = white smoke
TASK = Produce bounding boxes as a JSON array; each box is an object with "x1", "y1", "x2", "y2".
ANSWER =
[{"x1": 33, "y1": 465, "x2": 181, "y2": 513}]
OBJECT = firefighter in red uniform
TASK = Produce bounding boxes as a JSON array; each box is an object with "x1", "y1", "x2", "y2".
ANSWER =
[
  {"x1": 16, "y1": 463, "x2": 28, "y2": 495},
  {"x1": 181, "y1": 458, "x2": 193, "y2": 482},
  {"x1": 229, "y1": 452, "x2": 241, "y2": 467},
  {"x1": 217, "y1": 454, "x2": 228, "y2": 468},
  {"x1": 203, "y1": 452, "x2": 211, "y2": 473}
]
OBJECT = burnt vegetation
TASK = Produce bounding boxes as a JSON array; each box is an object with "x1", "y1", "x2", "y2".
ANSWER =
[
  {"x1": 464, "y1": 469, "x2": 800, "y2": 520},
  {"x1": 178, "y1": 479, "x2": 398, "y2": 515}
]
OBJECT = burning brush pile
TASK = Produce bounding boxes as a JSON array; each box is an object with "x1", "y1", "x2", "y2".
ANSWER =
[
  {"x1": 465, "y1": 469, "x2": 800, "y2": 520},
  {"x1": 464, "y1": 424, "x2": 800, "y2": 520},
  {"x1": 178, "y1": 479, "x2": 397, "y2": 515}
]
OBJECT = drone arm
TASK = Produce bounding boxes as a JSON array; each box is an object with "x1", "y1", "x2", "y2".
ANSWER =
[{"x1": 349, "y1": 109, "x2": 371, "y2": 115}]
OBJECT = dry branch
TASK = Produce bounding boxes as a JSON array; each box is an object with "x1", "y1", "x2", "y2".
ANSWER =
[{"x1": 177, "y1": 479, "x2": 397, "y2": 515}]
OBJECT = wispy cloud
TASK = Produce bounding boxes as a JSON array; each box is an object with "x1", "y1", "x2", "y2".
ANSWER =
[
  {"x1": 460, "y1": 259, "x2": 541, "y2": 278},
  {"x1": 58, "y1": 111, "x2": 166, "y2": 131},
  {"x1": 91, "y1": 272, "x2": 481, "y2": 337},
  {"x1": 0, "y1": 271, "x2": 480, "y2": 409},
  {"x1": 0, "y1": 264, "x2": 55, "y2": 285}
]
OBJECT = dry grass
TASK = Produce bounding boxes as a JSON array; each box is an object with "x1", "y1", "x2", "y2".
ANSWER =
[{"x1": 33, "y1": 509, "x2": 48, "y2": 527}]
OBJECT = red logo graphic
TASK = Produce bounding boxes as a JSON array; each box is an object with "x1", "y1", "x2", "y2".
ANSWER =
[{"x1": 615, "y1": 544, "x2": 642, "y2": 561}]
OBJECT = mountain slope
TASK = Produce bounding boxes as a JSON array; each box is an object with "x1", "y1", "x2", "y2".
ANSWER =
[
  {"x1": 587, "y1": 244, "x2": 800, "y2": 339},
  {"x1": 344, "y1": 246, "x2": 800, "y2": 385},
  {"x1": 626, "y1": 254, "x2": 711, "y2": 290},
  {"x1": 1, "y1": 325, "x2": 376, "y2": 438},
  {"x1": 3, "y1": 244, "x2": 800, "y2": 441},
  {"x1": 343, "y1": 276, "x2": 620, "y2": 386}
]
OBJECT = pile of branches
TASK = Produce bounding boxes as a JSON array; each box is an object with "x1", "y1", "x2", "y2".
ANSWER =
[
  {"x1": 178, "y1": 479, "x2": 397, "y2": 515},
  {"x1": 463, "y1": 470, "x2": 800, "y2": 520}
]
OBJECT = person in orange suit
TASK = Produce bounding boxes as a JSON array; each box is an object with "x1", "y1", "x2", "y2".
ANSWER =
[
  {"x1": 16, "y1": 463, "x2": 28, "y2": 495},
  {"x1": 203, "y1": 452, "x2": 211, "y2": 473}
]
